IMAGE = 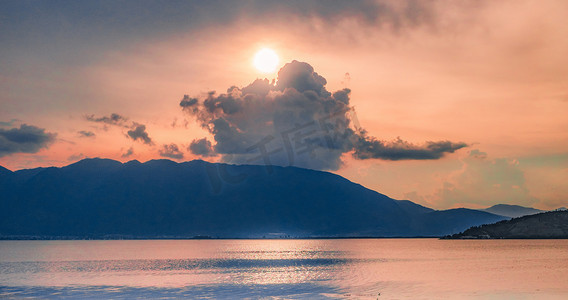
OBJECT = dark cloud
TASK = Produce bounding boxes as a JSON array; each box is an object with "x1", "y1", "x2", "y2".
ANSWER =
[
  {"x1": 275, "y1": 61, "x2": 329, "y2": 96},
  {"x1": 121, "y1": 147, "x2": 134, "y2": 158},
  {"x1": 85, "y1": 113, "x2": 154, "y2": 146},
  {"x1": 180, "y1": 60, "x2": 468, "y2": 170},
  {"x1": 127, "y1": 123, "x2": 153, "y2": 145},
  {"x1": 78, "y1": 130, "x2": 95, "y2": 138},
  {"x1": 0, "y1": 124, "x2": 57, "y2": 157},
  {"x1": 180, "y1": 60, "x2": 356, "y2": 170},
  {"x1": 189, "y1": 138, "x2": 217, "y2": 157},
  {"x1": 2, "y1": 1, "x2": 438, "y2": 47},
  {"x1": 159, "y1": 143, "x2": 184, "y2": 160},
  {"x1": 180, "y1": 96, "x2": 198, "y2": 110},
  {"x1": 353, "y1": 134, "x2": 468, "y2": 160},
  {"x1": 85, "y1": 113, "x2": 128, "y2": 127}
]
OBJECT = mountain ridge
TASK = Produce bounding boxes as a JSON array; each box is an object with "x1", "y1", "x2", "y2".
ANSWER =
[
  {"x1": 0, "y1": 158, "x2": 506, "y2": 238},
  {"x1": 444, "y1": 211, "x2": 568, "y2": 239},
  {"x1": 481, "y1": 204, "x2": 543, "y2": 218}
]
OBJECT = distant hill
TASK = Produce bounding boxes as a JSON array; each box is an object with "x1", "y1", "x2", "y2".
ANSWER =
[
  {"x1": 0, "y1": 158, "x2": 506, "y2": 239},
  {"x1": 444, "y1": 211, "x2": 568, "y2": 239},
  {"x1": 481, "y1": 204, "x2": 543, "y2": 218}
]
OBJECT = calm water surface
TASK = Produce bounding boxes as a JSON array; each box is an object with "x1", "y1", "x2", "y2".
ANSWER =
[{"x1": 1, "y1": 239, "x2": 567, "y2": 299}]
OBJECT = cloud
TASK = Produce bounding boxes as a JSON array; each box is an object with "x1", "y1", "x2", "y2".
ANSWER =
[
  {"x1": 353, "y1": 134, "x2": 468, "y2": 160},
  {"x1": 85, "y1": 113, "x2": 155, "y2": 146},
  {"x1": 85, "y1": 113, "x2": 128, "y2": 127},
  {"x1": 159, "y1": 143, "x2": 184, "y2": 160},
  {"x1": 0, "y1": 124, "x2": 57, "y2": 157},
  {"x1": 422, "y1": 150, "x2": 539, "y2": 208},
  {"x1": 78, "y1": 130, "x2": 95, "y2": 138},
  {"x1": 121, "y1": 147, "x2": 134, "y2": 158},
  {"x1": 2, "y1": 1, "x2": 439, "y2": 47},
  {"x1": 189, "y1": 138, "x2": 217, "y2": 157},
  {"x1": 180, "y1": 60, "x2": 467, "y2": 170},
  {"x1": 180, "y1": 95, "x2": 199, "y2": 113},
  {"x1": 127, "y1": 123, "x2": 153, "y2": 145}
]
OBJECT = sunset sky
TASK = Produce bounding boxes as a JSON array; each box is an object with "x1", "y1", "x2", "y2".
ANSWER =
[{"x1": 1, "y1": 0, "x2": 567, "y2": 210}]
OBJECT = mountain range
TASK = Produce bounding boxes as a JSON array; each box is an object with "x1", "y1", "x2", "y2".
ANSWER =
[
  {"x1": 444, "y1": 210, "x2": 568, "y2": 239},
  {"x1": 1, "y1": 158, "x2": 509, "y2": 238},
  {"x1": 481, "y1": 204, "x2": 543, "y2": 218}
]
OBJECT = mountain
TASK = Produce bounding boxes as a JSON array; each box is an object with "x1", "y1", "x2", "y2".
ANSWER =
[
  {"x1": 482, "y1": 204, "x2": 543, "y2": 218},
  {"x1": 0, "y1": 165, "x2": 12, "y2": 176},
  {"x1": 444, "y1": 211, "x2": 568, "y2": 239},
  {"x1": 395, "y1": 200, "x2": 434, "y2": 215},
  {"x1": 0, "y1": 158, "x2": 506, "y2": 238}
]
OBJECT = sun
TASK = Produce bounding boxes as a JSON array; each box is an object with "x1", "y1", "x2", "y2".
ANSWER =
[{"x1": 253, "y1": 48, "x2": 279, "y2": 73}]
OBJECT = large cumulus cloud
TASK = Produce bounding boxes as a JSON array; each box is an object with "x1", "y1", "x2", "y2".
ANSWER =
[
  {"x1": 181, "y1": 60, "x2": 467, "y2": 170},
  {"x1": 0, "y1": 124, "x2": 57, "y2": 157}
]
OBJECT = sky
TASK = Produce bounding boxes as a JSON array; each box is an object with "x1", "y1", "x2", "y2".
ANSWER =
[{"x1": 1, "y1": 0, "x2": 567, "y2": 210}]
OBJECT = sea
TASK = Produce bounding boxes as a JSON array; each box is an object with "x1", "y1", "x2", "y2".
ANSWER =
[{"x1": 1, "y1": 239, "x2": 567, "y2": 299}]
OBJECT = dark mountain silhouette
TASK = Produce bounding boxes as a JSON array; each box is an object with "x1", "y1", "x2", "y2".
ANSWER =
[
  {"x1": 395, "y1": 200, "x2": 434, "y2": 215},
  {"x1": 0, "y1": 165, "x2": 12, "y2": 176},
  {"x1": 0, "y1": 158, "x2": 506, "y2": 238},
  {"x1": 481, "y1": 204, "x2": 543, "y2": 218},
  {"x1": 444, "y1": 211, "x2": 568, "y2": 239}
]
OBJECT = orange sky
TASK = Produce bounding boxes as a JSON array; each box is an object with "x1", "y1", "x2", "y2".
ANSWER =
[{"x1": 1, "y1": 0, "x2": 567, "y2": 210}]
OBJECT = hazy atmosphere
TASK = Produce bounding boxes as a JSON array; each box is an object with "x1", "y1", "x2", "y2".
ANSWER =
[{"x1": 1, "y1": 0, "x2": 567, "y2": 210}]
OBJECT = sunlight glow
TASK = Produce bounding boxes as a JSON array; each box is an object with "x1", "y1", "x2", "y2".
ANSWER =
[{"x1": 253, "y1": 48, "x2": 279, "y2": 73}]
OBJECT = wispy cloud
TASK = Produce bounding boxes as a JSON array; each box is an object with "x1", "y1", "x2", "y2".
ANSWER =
[
  {"x1": 78, "y1": 130, "x2": 96, "y2": 138},
  {"x1": 85, "y1": 113, "x2": 129, "y2": 127},
  {"x1": 121, "y1": 147, "x2": 134, "y2": 158},
  {"x1": 86, "y1": 114, "x2": 154, "y2": 145}
]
